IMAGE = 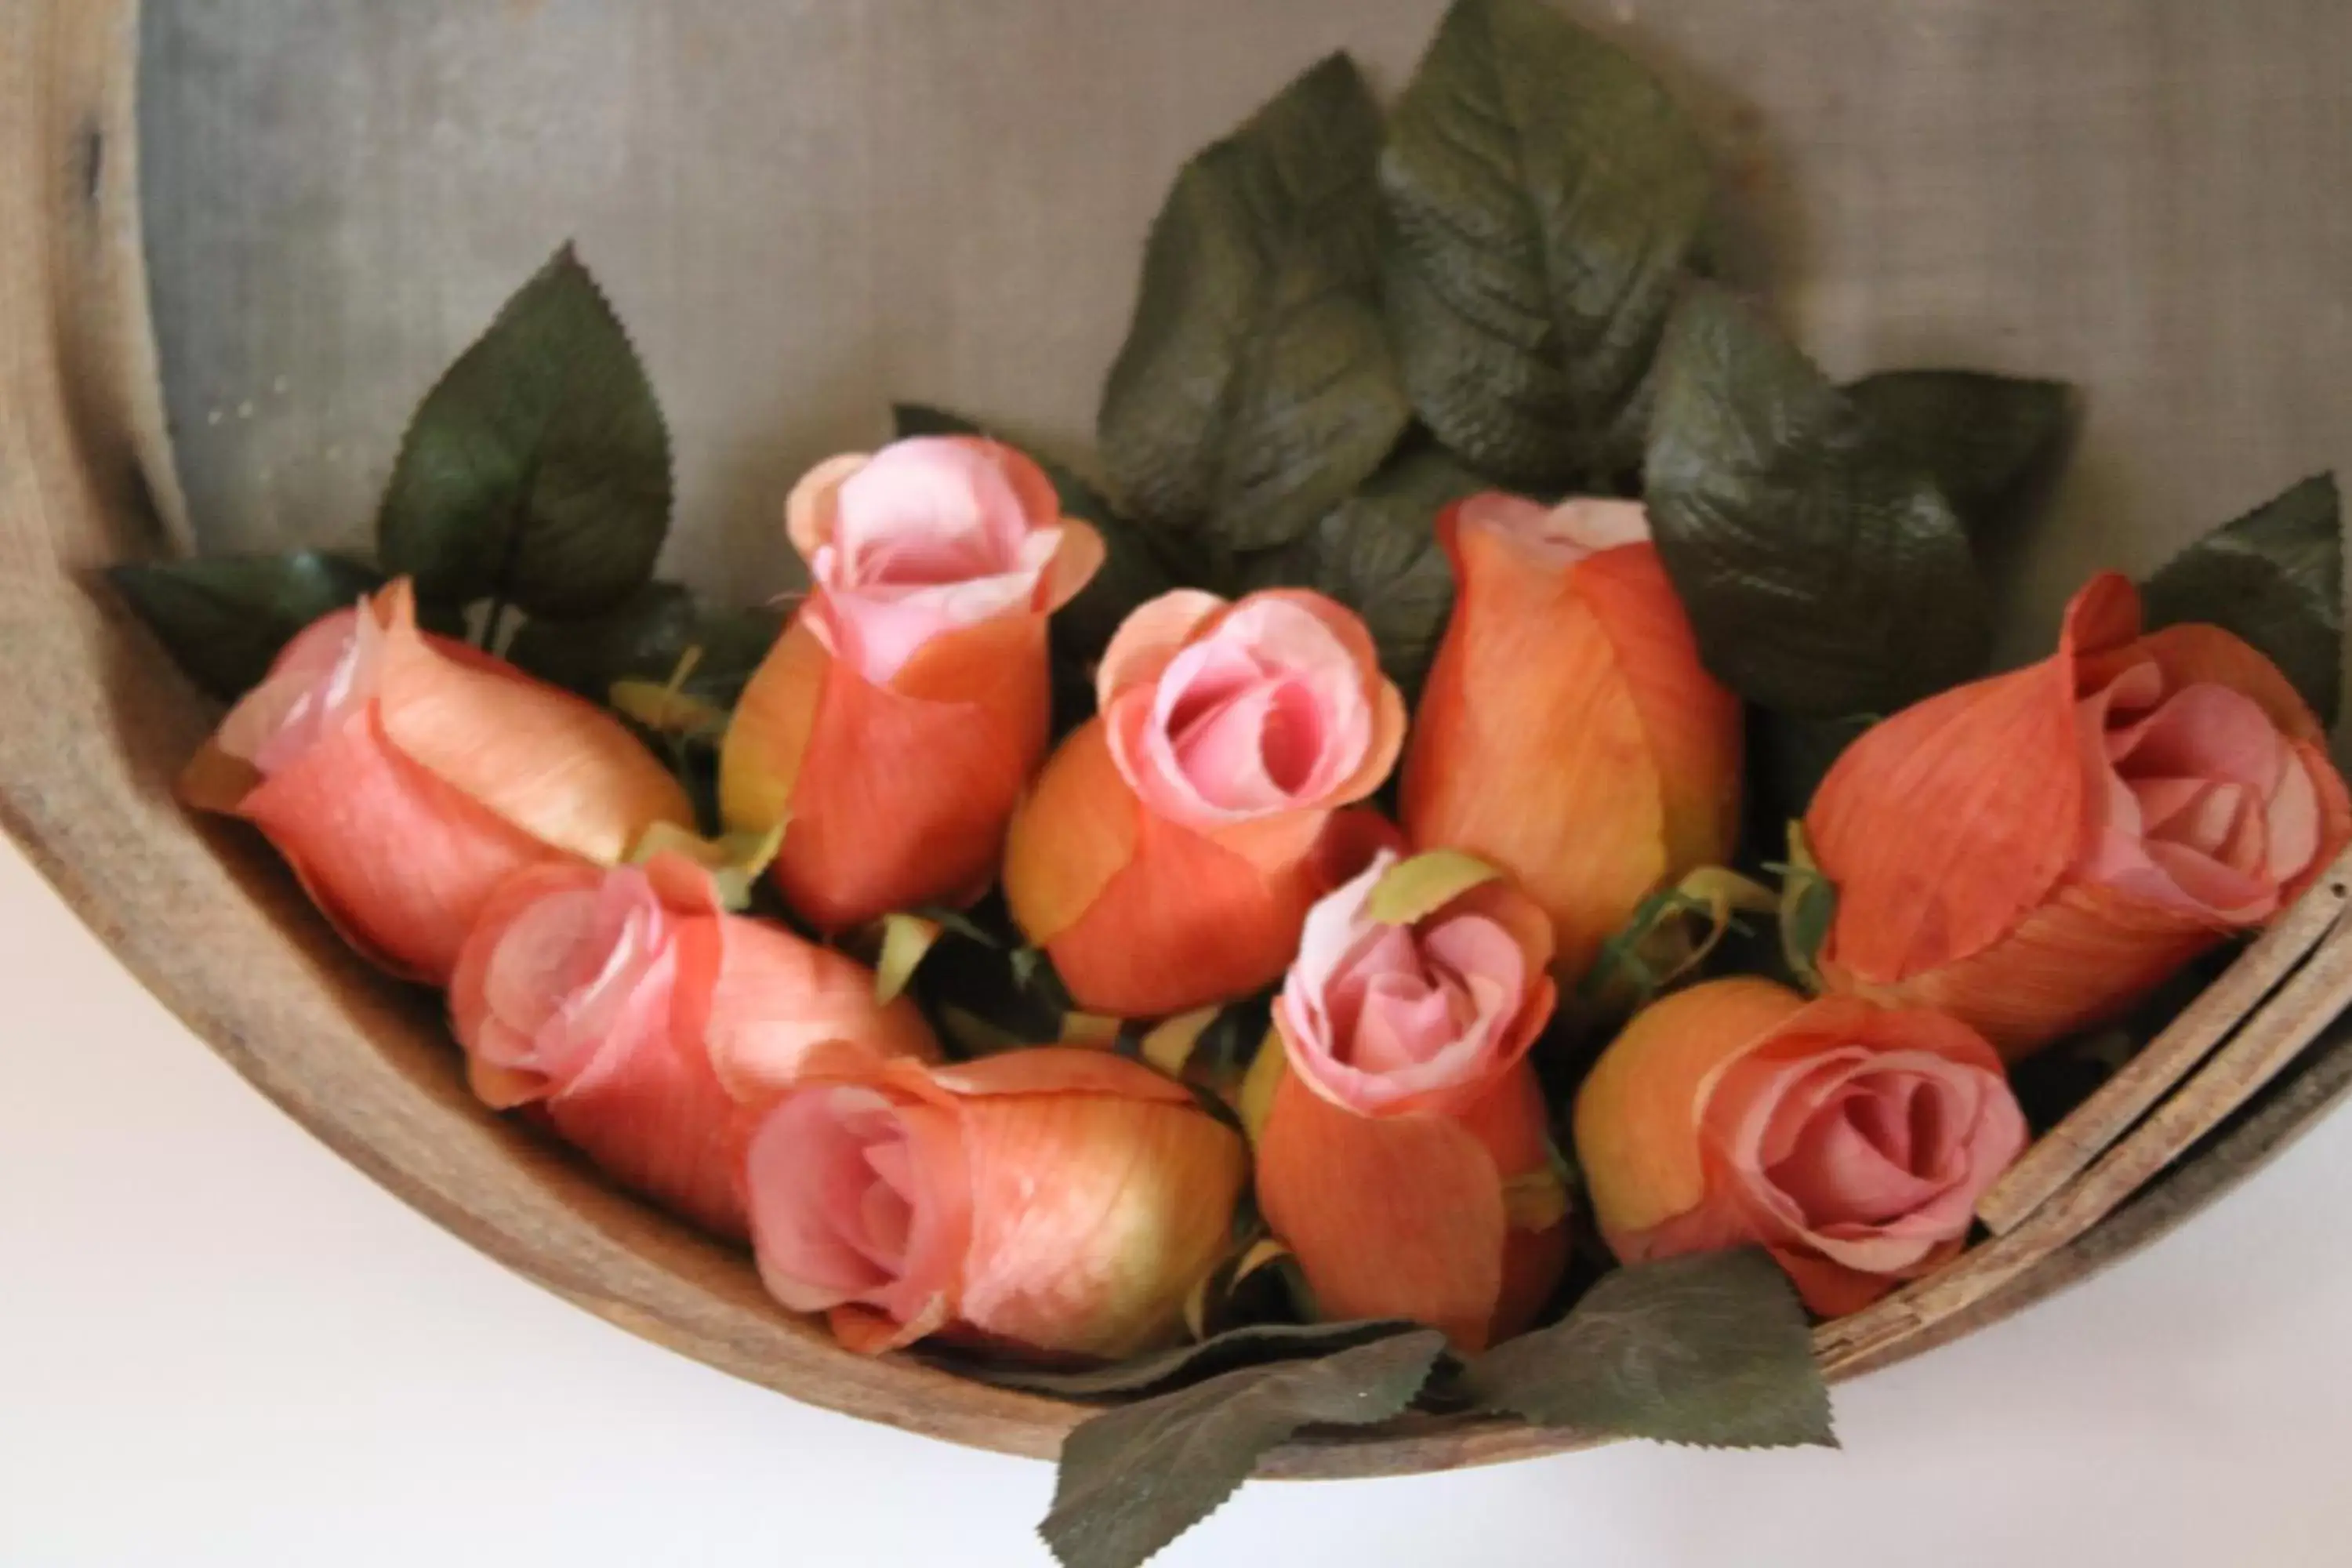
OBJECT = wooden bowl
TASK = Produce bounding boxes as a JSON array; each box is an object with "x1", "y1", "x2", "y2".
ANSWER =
[{"x1": 8, "y1": 0, "x2": 2352, "y2": 1477}]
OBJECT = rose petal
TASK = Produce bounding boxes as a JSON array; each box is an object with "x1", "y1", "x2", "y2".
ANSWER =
[
  {"x1": 238, "y1": 707, "x2": 564, "y2": 982},
  {"x1": 1810, "y1": 575, "x2": 2140, "y2": 986},
  {"x1": 745, "y1": 1085, "x2": 970, "y2": 1329},
  {"x1": 1096, "y1": 589, "x2": 1229, "y2": 709},
  {"x1": 1118, "y1": 596, "x2": 1373, "y2": 826},
  {"x1": 1000, "y1": 713, "x2": 1145, "y2": 952},
  {"x1": 1403, "y1": 507, "x2": 1689, "y2": 978},
  {"x1": 1256, "y1": 1068, "x2": 1508, "y2": 1351},
  {"x1": 1572, "y1": 978, "x2": 1810, "y2": 1246},
  {"x1": 702, "y1": 915, "x2": 940, "y2": 1105},
  {"x1": 956, "y1": 1085, "x2": 1247, "y2": 1359},
  {"x1": 724, "y1": 607, "x2": 1051, "y2": 931}
]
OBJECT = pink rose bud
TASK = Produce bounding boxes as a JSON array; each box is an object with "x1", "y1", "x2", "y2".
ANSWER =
[
  {"x1": 180, "y1": 579, "x2": 695, "y2": 983},
  {"x1": 1809, "y1": 573, "x2": 2352, "y2": 1058},
  {"x1": 720, "y1": 437, "x2": 1105, "y2": 931},
  {"x1": 1574, "y1": 977, "x2": 2029, "y2": 1316},
  {"x1": 1400, "y1": 494, "x2": 1743, "y2": 980},
  {"x1": 1004, "y1": 589, "x2": 1408, "y2": 1017},
  {"x1": 1255, "y1": 852, "x2": 1569, "y2": 1350},
  {"x1": 449, "y1": 853, "x2": 937, "y2": 1237},
  {"x1": 746, "y1": 1049, "x2": 1248, "y2": 1359}
]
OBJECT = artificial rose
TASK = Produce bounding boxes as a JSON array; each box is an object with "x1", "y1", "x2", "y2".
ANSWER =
[
  {"x1": 1274, "y1": 850, "x2": 1559, "y2": 1117},
  {"x1": 1003, "y1": 588, "x2": 1408, "y2": 1017},
  {"x1": 744, "y1": 1048, "x2": 1248, "y2": 1358},
  {"x1": 448, "y1": 853, "x2": 936, "y2": 1236},
  {"x1": 1807, "y1": 572, "x2": 2352, "y2": 1058},
  {"x1": 1573, "y1": 977, "x2": 2028, "y2": 1316},
  {"x1": 719, "y1": 437, "x2": 1105, "y2": 931},
  {"x1": 1255, "y1": 852, "x2": 1568, "y2": 1348},
  {"x1": 180, "y1": 579, "x2": 694, "y2": 983},
  {"x1": 1400, "y1": 493, "x2": 1742, "y2": 981}
]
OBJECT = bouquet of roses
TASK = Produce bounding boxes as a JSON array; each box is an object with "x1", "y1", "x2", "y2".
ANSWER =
[{"x1": 114, "y1": 2, "x2": 2347, "y2": 1563}]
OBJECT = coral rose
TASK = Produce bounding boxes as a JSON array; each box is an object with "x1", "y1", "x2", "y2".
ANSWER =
[
  {"x1": 1573, "y1": 977, "x2": 2028, "y2": 1316},
  {"x1": 1254, "y1": 851, "x2": 1569, "y2": 1350},
  {"x1": 745, "y1": 1048, "x2": 1247, "y2": 1358},
  {"x1": 449, "y1": 853, "x2": 936, "y2": 1236},
  {"x1": 180, "y1": 579, "x2": 693, "y2": 983},
  {"x1": 1400, "y1": 493, "x2": 1742, "y2": 981},
  {"x1": 1004, "y1": 588, "x2": 1407, "y2": 1017},
  {"x1": 1807, "y1": 572, "x2": 2352, "y2": 1058},
  {"x1": 720, "y1": 436, "x2": 1104, "y2": 931}
]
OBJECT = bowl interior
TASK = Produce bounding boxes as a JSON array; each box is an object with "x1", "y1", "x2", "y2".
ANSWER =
[{"x1": 140, "y1": 2, "x2": 2352, "y2": 636}]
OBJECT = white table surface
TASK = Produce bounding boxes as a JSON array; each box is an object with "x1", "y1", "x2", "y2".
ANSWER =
[{"x1": 5, "y1": 835, "x2": 2350, "y2": 1568}]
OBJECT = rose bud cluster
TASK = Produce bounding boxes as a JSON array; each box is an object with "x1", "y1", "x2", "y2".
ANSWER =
[{"x1": 176, "y1": 430, "x2": 2348, "y2": 1363}]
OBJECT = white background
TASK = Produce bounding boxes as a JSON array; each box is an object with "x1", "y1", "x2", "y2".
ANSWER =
[{"x1": 5, "y1": 836, "x2": 2350, "y2": 1568}]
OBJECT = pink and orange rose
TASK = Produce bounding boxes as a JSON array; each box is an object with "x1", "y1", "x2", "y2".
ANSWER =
[
  {"x1": 1254, "y1": 853, "x2": 1569, "y2": 1349},
  {"x1": 1004, "y1": 587, "x2": 1407, "y2": 1018},
  {"x1": 181, "y1": 579, "x2": 695, "y2": 983},
  {"x1": 720, "y1": 437, "x2": 1104, "y2": 931},
  {"x1": 744, "y1": 1048, "x2": 1247, "y2": 1359},
  {"x1": 450, "y1": 853, "x2": 935, "y2": 1236},
  {"x1": 1574, "y1": 978, "x2": 2028, "y2": 1316},
  {"x1": 1809, "y1": 573, "x2": 2352, "y2": 1058},
  {"x1": 1401, "y1": 494, "x2": 1743, "y2": 980}
]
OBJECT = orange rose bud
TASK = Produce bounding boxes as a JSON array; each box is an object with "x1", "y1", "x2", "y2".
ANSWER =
[
  {"x1": 180, "y1": 579, "x2": 694, "y2": 984},
  {"x1": 1003, "y1": 588, "x2": 1409, "y2": 1018},
  {"x1": 744, "y1": 1048, "x2": 1248, "y2": 1359},
  {"x1": 1807, "y1": 573, "x2": 2352, "y2": 1058},
  {"x1": 1401, "y1": 494, "x2": 1743, "y2": 981},
  {"x1": 1574, "y1": 978, "x2": 2027, "y2": 1317},
  {"x1": 448, "y1": 853, "x2": 938, "y2": 1236},
  {"x1": 1254, "y1": 852, "x2": 1569, "y2": 1350},
  {"x1": 719, "y1": 437, "x2": 1104, "y2": 931}
]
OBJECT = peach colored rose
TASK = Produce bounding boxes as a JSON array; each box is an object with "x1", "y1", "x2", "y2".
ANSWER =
[
  {"x1": 720, "y1": 437, "x2": 1104, "y2": 931},
  {"x1": 1808, "y1": 573, "x2": 2352, "y2": 1058},
  {"x1": 1003, "y1": 588, "x2": 1407, "y2": 1017},
  {"x1": 1573, "y1": 978, "x2": 2028, "y2": 1316},
  {"x1": 449, "y1": 853, "x2": 936, "y2": 1236},
  {"x1": 1254, "y1": 852, "x2": 1567, "y2": 1349},
  {"x1": 180, "y1": 579, "x2": 694, "y2": 983},
  {"x1": 744, "y1": 1049, "x2": 1247, "y2": 1358},
  {"x1": 1400, "y1": 494, "x2": 1742, "y2": 981}
]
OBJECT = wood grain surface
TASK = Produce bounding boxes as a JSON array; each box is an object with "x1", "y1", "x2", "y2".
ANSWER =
[{"x1": 2, "y1": 0, "x2": 2350, "y2": 1480}]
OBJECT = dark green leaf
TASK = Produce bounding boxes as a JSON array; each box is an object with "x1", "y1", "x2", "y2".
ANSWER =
[
  {"x1": 1040, "y1": 1330, "x2": 1446, "y2": 1568},
  {"x1": 938, "y1": 1319, "x2": 1417, "y2": 1399},
  {"x1": 1461, "y1": 1250, "x2": 1834, "y2": 1449},
  {"x1": 2141, "y1": 473, "x2": 2342, "y2": 725},
  {"x1": 1380, "y1": 0, "x2": 1712, "y2": 488},
  {"x1": 1645, "y1": 284, "x2": 1991, "y2": 717},
  {"x1": 1781, "y1": 869, "x2": 1838, "y2": 991},
  {"x1": 1846, "y1": 369, "x2": 2075, "y2": 531},
  {"x1": 1098, "y1": 53, "x2": 1410, "y2": 561},
  {"x1": 379, "y1": 243, "x2": 673, "y2": 619},
  {"x1": 890, "y1": 402, "x2": 1173, "y2": 666},
  {"x1": 1243, "y1": 443, "x2": 1485, "y2": 699},
  {"x1": 109, "y1": 551, "x2": 385, "y2": 701},
  {"x1": 505, "y1": 581, "x2": 783, "y2": 709}
]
